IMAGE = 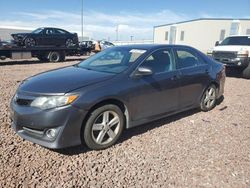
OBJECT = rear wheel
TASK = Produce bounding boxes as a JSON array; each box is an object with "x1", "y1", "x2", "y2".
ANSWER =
[
  {"x1": 48, "y1": 51, "x2": 65, "y2": 62},
  {"x1": 24, "y1": 37, "x2": 36, "y2": 47},
  {"x1": 65, "y1": 38, "x2": 74, "y2": 47},
  {"x1": 200, "y1": 84, "x2": 217, "y2": 111},
  {"x1": 242, "y1": 64, "x2": 250, "y2": 79},
  {"x1": 83, "y1": 104, "x2": 125, "y2": 150}
]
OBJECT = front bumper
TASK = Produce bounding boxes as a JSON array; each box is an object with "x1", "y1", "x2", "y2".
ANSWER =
[
  {"x1": 10, "y1": 100, "x2": 87, "y2": 149},
  {"x1": 214, "y1": 57, "x2": 249, "y2": 68}
]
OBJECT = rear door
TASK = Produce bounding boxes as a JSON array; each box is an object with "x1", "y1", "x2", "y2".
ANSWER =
[
  {"x1": 54, "y1": 29, "x2": 68, "y2": 45},
  {"x1": 173, "y1": 47, "x2": 210, "y2": 109},
  {"x1": 129, "y1": 48, "x2": 180, "y2": 121}
]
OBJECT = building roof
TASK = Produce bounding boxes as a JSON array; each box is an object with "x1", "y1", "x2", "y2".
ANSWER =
[{"x1": 154, "y1": 18, "x2": 250, "y2": 28}]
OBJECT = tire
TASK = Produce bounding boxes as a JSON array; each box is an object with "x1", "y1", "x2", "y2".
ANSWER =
[
  {"x1": 24, "y1": 37, "x2": 36, "y2": 47},
  {"x1": 200, "y1": 84, "x2": 217, "y2": 112},
  {"x1": 48, "y1": 51, "x2": 61, "y2": 62},
  {"x1": 65, "y1": 38, "x2": 74, "y2": 47},
  {"x1": 242, "y1": 64, "x2": 250, "y2": 79},
  {"x1": 83, "y1": 104, "x2": 125, "y2": 150}
]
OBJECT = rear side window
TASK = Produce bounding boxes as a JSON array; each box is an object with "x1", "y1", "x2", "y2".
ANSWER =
[
  {"x1": 54, "y1": 29, "x2": 67, "y2": 34},
  {"x1": 141, "y1": 49, "x2": 173, "y2": 74},
  {"x1": 176, "y1": 49, "x2": 199, "y2": 69}
]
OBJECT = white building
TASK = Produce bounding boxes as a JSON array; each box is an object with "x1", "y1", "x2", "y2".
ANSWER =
[
  {"x1": 153, "y1": 18, "x2": 250, "y2": 52},
  {"x1": 0, "y1": 28, "x2": 31, "y2": 41}
]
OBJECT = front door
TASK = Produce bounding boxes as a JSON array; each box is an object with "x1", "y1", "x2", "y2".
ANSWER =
[
  {"x1": 129, "y1": 48, "x2": 180, "y2": 121},
  {"x1": 42, "y1": 28, "x2": 56, "y2": 45}
]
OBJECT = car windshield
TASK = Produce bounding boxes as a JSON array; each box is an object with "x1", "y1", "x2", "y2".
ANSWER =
[
  {"x1": 32, "y1": 28, "x2": 43, "y2": 34},
  {"x1": 220, "y1": 36, "x2": 250, "y2": 46},
  {"x1": 76, "y1": 47, "x2": 147, "y2": 74}
]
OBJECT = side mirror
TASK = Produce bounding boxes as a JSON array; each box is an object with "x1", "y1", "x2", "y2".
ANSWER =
[
  {"x1": 134, "y1": 67, "x2": 153, "y2": 77},
  {"x1": 215, "y1": 41, "x2": 220, "y2": 46}
]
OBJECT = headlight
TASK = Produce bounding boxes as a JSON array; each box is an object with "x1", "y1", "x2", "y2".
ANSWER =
[
  {"x1": 237, "y1": 49, "x2": 249, "y2": 58},
  {"x1": 207, "y1": 49, "x2": 213, "y2": 56},
  {"x1": 30, "y1": 95, "x2": 78, "y2": 110}
]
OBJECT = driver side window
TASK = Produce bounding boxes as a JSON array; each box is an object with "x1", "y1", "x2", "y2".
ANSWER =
[
  {"x1": 45, "y1": 29, "x2": 54, "y2": 35},
  {"x1": 140, "y1": 49, "x2": 173, "y2": 74}
]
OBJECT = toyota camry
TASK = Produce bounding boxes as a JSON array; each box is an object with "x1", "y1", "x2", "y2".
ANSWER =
[{"x1": 10, "y1": 45, "x2": 225, "y2": 150}]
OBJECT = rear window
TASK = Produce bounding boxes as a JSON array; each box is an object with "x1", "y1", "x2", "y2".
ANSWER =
[
  {"x1": 220, "y1": 36, "x2": 250, "y2": 46},
  {"x1": 54, "y1": 29, "x2": 67, "y2": 34}
]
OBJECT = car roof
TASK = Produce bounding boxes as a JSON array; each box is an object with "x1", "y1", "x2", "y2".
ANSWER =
[
  {"x1": 114, "y1": 44, "x2": 194, "y2": 50},
  {"x1": 38, "y1": 27, "x2": 67, "y2": 31}
]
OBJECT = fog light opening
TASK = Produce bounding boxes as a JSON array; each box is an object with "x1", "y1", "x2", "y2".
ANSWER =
[{"x1": 46, "y1": 129, "x2": 57, "y2": 139}]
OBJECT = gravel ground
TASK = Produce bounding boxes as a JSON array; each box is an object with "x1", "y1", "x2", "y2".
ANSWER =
[{"x1": 0, "y1": 58, "x2": 250, "y2": 187}]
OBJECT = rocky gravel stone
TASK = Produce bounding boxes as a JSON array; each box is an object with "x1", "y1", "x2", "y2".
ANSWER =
[{"x1": 0, "y1": 58, "x2": 250, "y2": 187}]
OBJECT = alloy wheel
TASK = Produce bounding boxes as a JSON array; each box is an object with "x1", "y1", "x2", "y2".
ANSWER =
[
  {"x1": 66, "y1": 39, "x2": 74, "y2": 47},
  {"x1": 204, "y1": 86, "x2": 216, "y2": 108},
  {"x1": 25, "y1": 38, "x2": 35, "y2": 47},
  {"x1": 91, "y1": 110, "x2": 121, "y2": 145}
]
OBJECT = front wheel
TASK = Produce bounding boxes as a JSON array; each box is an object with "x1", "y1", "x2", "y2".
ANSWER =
[
  {"x1": 200, "y1": 84, "x2": 217, "y2": 112},
  {"x1": 83, "y1": 105, "x2": 125, "y2": 150},
  {"x1": 24, "y1": 37, "x2": 36, "y2": 47}
]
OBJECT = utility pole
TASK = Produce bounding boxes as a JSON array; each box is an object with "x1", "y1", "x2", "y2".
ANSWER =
[
  {"x1": 116, "y1": 25, "x2": 119, "y2": 41},
  {"x1": 81, "y1": 0, "x2": 84, "y2": 41}
]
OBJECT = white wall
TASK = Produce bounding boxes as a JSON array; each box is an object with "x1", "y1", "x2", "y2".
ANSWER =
[
  {"x1": 154, "y1": 19, "x2": 250, "y2": 53},
  {"x1": 0, "y1": 28, "x2": 31, "y2": 41}
]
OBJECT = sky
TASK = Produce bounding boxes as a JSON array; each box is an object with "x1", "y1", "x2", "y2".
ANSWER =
[{"x1": 0, "y1": 0, "x2": 249, "y2": 41}]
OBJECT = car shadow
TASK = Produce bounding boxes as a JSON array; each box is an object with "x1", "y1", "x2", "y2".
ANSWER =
[
  {"x1": 0, "y1": 57, "x2": 87, "y2": 66},
  {"x1": 55, "y1": 108, "x2": 202, "y2": 156}
]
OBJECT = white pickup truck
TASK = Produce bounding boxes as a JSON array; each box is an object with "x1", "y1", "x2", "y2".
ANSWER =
[{"x1": 208, "y1": 36, "x2": 250, "y2": 78}]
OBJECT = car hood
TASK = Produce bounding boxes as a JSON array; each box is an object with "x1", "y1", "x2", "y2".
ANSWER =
[
  {"x1": 19, "y1": 66, "x2": 115, "y2": 94},
  {"x1": 213, "y1": 45, "x2": 250, "y2": 52},
  {"x1": 11, "y1": 33, "x2": 29, "y2": 39},
  {"x1": 12, "y1": 33, "x2": 29, "y2": 36}
]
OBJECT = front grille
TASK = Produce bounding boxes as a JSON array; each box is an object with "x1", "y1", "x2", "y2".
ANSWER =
[{"x1": 213, "y1": 51, "x2": 237, "y2": 59}]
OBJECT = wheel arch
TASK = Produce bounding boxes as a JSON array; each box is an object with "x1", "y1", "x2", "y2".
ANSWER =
[
  {"x1": 199, "y1": 80, "x2": 220, "y2": 104},
  {"x1": 81, "y1": 98, "x2": 130, "y2": 131}
]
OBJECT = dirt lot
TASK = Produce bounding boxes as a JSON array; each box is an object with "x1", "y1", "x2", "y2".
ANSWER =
[{"x1": 0, "y1": 58, "x2": 250, "y2": 187}]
